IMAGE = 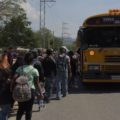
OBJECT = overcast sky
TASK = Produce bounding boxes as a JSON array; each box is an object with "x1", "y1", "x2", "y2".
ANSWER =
[{"x1": 21, "y1": 0, "x2": 120, "y2": 38}]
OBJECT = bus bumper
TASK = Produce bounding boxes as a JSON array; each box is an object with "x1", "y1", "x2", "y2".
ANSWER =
[{"x1": 83, "y1": 79, "x2": 120, "y2": 83}]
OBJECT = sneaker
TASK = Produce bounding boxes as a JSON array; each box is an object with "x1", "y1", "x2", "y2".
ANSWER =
[
  {"x1": 44, "y1": 97, "x2": 50, "y2": 103},
  {"x1": 62, "y1": 94, "x2": 66, "y2": 97},
  {"x1": 56, "y1": 97, "x2": 61, "y2": 100}
]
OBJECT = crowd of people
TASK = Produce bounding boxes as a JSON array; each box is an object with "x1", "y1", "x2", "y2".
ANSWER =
[{"x1": 0, "y1": 46, "x2": 80, "y2": 120}]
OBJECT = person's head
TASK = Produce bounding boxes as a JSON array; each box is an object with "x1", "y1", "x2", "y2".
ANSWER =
[
  {"x1": 8, "y1": 46, "x2": 13, "y2": 52},
  {"x1": 24, "y1": 52, "x2": 34, "y2": 65},
  {"x1": 15, "y1": 56, "x2": 24, "y2": 67},
  {"x1": 31, "y1": 49, "x2": 38, "y2": 59},
  {"x1": 59, "y1": 46, "x2": 68, "y2": 54},
  {"x1": 46, "y1": 48, "x2": 53, "y2": 56}
]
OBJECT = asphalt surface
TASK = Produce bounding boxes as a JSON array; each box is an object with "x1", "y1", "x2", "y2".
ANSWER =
[{"x1": 9, "y1": 85, "x2": 120, "y2": 120}]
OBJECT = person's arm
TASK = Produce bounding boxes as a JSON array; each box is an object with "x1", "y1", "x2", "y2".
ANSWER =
[
  {"x1": 34, "y1": 76, "x2": 44, "y2": 99},
  {"x1": 67, "y1": 56, "x2": 71, "y2": 79}
]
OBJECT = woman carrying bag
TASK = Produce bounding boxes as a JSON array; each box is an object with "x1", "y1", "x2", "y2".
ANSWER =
[{"x1": 11, "y1": 52, "x2": 44, "y2": 120}]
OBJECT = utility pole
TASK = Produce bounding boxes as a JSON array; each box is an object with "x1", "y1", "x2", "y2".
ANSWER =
[{"x1": 40, "y1": 0, "x2": 56, "y2": 48}]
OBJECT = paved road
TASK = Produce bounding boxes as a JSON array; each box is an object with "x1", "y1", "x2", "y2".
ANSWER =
[{"x1": 9, "y1": 85, "x2": 120, "y2": 120}]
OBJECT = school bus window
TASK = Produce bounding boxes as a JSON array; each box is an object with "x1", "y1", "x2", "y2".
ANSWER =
[{"x1": 85, "y1": 27, "x2": 120, "y2": 48}]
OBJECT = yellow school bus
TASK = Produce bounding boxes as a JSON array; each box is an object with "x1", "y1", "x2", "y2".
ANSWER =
[{"x1": 77, "y1": 10, "x2": 120, "y2": 83}]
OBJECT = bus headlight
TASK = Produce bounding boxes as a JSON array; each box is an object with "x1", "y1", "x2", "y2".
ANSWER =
[
  {"x1": 88, "y1": 65, "x2": 100, "y2": 71},
  {"x1": 89, "y1": 50, "x2": 95, "y2": 56}
]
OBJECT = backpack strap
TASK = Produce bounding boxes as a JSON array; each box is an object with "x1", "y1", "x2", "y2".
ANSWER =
[{"x1": 16, "y1": 66, "x2": 34, "y2": 83}]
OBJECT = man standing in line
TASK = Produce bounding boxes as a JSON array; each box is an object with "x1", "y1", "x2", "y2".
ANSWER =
[
  {"x1": 42, "y1": 48, "x2": 57, "y2": 103},
  {"x1": 56, "y1": 46, "x2": 71, "y2": 100}
]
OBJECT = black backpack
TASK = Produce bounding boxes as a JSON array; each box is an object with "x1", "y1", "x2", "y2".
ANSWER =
[
  {"x1": 33, "y1": 60, "x2": 44, "y2": 82},
  {"x1": 42, "y1": 56, "x2": 56, "y2": 77}
]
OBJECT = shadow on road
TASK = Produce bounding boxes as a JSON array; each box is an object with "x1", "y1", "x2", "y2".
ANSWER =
[{"x1": 69, "y1": 83, "x2": 120, "y2": 94}]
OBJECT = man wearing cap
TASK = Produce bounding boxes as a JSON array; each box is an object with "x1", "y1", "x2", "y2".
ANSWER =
[{"x1": 56, "y1": 46, "x2": 71, "y2": 100}]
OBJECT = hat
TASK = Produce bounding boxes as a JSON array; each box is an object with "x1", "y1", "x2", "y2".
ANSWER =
[{"x1": 61, "y1": 46, "x2": 69, "y2": 52}]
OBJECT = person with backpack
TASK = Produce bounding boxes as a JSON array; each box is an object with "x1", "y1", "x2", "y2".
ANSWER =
[
  {"x1": 42, "y1": 48, "x2": 57, "y2": 103},
  {"x1": 11, "y1": 52, "x2": 44, "y2": 120},
  {"x1": 56, "y1": 46, "x2": 71, "y2": 100},
  {"x1": 10, "y1": 55, "x2": 25, "y2": 113},
  {"x1": 0, "y1": 51, "x2": 13, "y2": 120}
]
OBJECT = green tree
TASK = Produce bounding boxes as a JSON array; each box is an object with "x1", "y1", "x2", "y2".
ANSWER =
[
  {"x1": 53, "y1": 37, "x2": 63, "y2": 50},
  {"x1": 33, "y1": 31, "x2": 43, "y2": 48},
  {"x1": 0, "y1": 14, "x2": 37, "y2": 48},
  {"x1": 0, "y1": 0, "x2": 25, "y2": 20},
  {"x1": 43, "y1": 28, "x2": 54, "y2": 48},
  {"x1": 30, "y1": 28, "x2": 63, "y2": 49},
  {"x1": 66, "y1": 42, "x2": 76, "y2": 51}
]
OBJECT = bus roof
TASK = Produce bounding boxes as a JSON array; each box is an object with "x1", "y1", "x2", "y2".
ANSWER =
[{"x1": 83, "y1": 13, "x2": 120, "y2": 27}]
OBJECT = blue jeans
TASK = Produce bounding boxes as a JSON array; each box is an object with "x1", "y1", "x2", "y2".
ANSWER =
[
  {"x1": 56, "y1": 72, "x2": 68, "y2": 98},
  {"x1": 45, "y1": 77, "x2": 54, "y2": 99},
  {"x1": 0, "y1": 104, "x2": 11, "y2": 120}
]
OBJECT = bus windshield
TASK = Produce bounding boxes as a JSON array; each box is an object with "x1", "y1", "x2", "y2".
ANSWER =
[{"x1": 84, "y1": 27, "x2": 120, "y2": 48}]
